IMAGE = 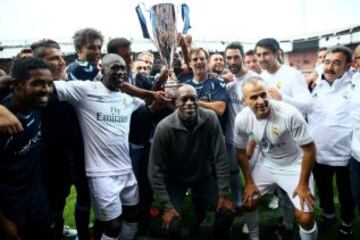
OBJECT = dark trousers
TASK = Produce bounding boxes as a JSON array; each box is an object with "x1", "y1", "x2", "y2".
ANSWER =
[
  {"x1": 0, "y1": 187, "x2": 53, "y2": 240},
  {"x1": 313, "y1": 162, "x2": 355, "y2": 223},
  {"x1": 137, "y1": 143, "x2": 154, "y2": 233},
  {"x1": 349, "y1": 157, "x2": 360, "y2": 209},
  {"x1": 43, "y1": 137, "x2": 91, "y2": 240},
  {"x1": 165, "y1": 176, "x2": 234, "y2": 240}
]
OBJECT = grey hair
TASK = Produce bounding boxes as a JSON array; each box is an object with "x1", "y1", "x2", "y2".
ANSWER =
[{"x1": 241, "y1": 76, "x2": 266, "y2": 95}]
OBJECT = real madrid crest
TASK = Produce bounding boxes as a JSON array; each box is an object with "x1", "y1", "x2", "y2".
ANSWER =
[
  {"x1": 272, "y1": 127, "x2": 281, "y2": 136},
  {"x1": 123, "y1": 98, "x2": 128, "y2": 107}
]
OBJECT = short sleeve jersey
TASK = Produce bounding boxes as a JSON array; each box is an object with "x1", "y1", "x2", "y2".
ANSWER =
[
  {"x1": 225, "y1": 70, "x2": 258, "y2": 145},
  {"x1": 185, "y1": 77, "x2": 228, "y2": 132},
  {"x1": 234, "y1": 101, "x2": 313, "y2": 171},
  {"x1": 66, "y1": 59, "x2": 102, "y2": 81},
  {"x1": 54, "y1": 80, "x2": 145, "y2": 177}
]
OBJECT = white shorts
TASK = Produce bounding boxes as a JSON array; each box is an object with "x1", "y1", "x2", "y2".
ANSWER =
[
  {"x1": 88, "y1": 172, "x2": 139, "y2": 221},
  {"x1": 252, "y1": 162, "x2": 315, "y2": 212}
]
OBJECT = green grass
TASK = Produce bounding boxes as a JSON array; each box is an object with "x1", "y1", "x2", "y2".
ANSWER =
[{"x1": 63, "y1": 187, "x2": 359, "y2": 240}]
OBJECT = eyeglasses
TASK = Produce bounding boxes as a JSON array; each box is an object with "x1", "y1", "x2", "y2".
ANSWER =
[{"x1": 354, "y1": 56, "x2": 360, "y2": 60}]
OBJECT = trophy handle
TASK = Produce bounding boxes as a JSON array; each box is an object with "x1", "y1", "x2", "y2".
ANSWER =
[
  {"x1": 135, "y1": 3, "x2": 151, "y2": 39},
  {"x1": 181, "y1": 4, "x2": 191, "y2": 34},
  {"x1": 135, "y1": 3, "x2": 158, "y2": 50}
]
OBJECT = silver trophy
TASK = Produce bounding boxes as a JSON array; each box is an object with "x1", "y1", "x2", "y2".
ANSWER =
[{"x1": 135, "y1": 2, "x2": 191, "y2": 70}]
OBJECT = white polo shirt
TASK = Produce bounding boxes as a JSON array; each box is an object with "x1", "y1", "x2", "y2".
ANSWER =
[
  {"x1": 234, "y1": 100, "x2": 313, "y2": 172},
  {"x1": 307, "y1": 72, "x2": 354, "y2": 166},
  {"x1": 261, "y1": 65, "x2": 312, "y2": 114},
  {"x1": 55, "y1": 80, "x2": 144, "y2": 177},
  {"x1": 351, "y1": 72, "x2": 360, "y2": 162},
  {"x1": 225, "y1": 70, "x2": 258, "y2": 145}
]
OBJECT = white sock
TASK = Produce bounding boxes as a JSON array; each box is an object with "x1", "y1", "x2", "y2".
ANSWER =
[
  {"x1": 119, "y1": 221, "x2": 138, "y2": 240},
  {"x1": 341, "y1": 219, "x2": 352, "y2": 227},
  {"x1": 244, "y1": 209, "x2": 259, "y2": 240},
  {"x1": 101, "y1": 234, "x2": 118, "y2": 240},
  {"x1": 324, "y1": 213, "x2": 336, "y2": 219},
  {"x1": 299, "y1": 222, "x2": 318, "y2": 240}
]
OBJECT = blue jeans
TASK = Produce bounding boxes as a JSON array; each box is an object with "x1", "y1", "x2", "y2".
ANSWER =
[{"x1": 349, "y1": 157, "x2": 360, "y2": 207}]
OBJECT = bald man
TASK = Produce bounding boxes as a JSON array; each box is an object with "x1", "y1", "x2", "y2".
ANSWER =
[
  {"x1": 149, "y1": 84, "x2": 235, "y2": 239},
  {"x1": 235, "y1": 76, "x2": 317, "y2": 240},
  {"x1": 53, "y1": 54, "x2": 148, "y2": 240}
]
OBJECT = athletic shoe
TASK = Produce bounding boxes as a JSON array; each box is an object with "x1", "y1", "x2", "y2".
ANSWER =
[
  {"x1": 268, "y1": 196, "x2": 279, "y2": 209},
  {"x1": 242, "y1": 223, "x2": 249, "y2": 234},
  {"x1": 339, "y1": 224, "x2": 353, "y2": 240},
  {"x1": 63, "y1": 225, "x2": 77, "y2": 238}
]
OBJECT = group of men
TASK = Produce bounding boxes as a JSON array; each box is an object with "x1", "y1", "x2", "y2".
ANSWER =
[{"x1": 0, "y1": 26, "x2": 360, "y2": 240}]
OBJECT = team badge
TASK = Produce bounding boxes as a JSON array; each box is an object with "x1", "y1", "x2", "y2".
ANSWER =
[
  {"x1": 272, "y1": 127, "x2": 281, "y2": 136},
  {"x1": 276, "y1": 81, "x2": 282, "y2": 89},
  {"x1": 123, "y1": 98, "x2": 128, "y2": 107}
]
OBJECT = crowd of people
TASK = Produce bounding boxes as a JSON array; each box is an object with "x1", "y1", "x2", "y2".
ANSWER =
[{"x1": 0, "y1": 27, "x2": 359, "y2": 240}]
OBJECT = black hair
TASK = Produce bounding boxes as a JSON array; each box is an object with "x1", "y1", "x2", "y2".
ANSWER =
[
  {"x1": 16, "y1": 48, "x2": 32, "y2": 57},
  {"x1": 31, "y1": 39, "x2": 60, "y2": 58},
  {"x1": 318, "y1": 47, "x2": 327, "y2": 53},
  {"x1": 73, "y1": 28, "x2": 104, "y2": 52},
  {"x1": 225, "y1": 41, "x2": 244, "y2": 56},
  {"x1": 327, "y1": 45, "x2": 353, "y2": 64},
  {"x1": 10, "y1": 57, "x2": 51, "y2": 84},
  {"x1": 255, "y1": 38, "x2": 281, "y2": 53},
  {"x1": 107, "y1": 38, "x2": 132, "y2": 53},
  {"x1": 245, "y1": 49, "x2": 256, "y2": 56}
]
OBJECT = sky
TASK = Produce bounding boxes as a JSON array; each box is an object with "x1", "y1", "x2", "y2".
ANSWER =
[{"x1": 0, "y1": 0, "x2": 359, "y2": 44}]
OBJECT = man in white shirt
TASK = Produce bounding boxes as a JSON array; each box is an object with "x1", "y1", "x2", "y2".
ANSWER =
[
  {"x1": 244, "y1": 50, "x2": 262, "y2": 74},
  {"x1": 256, "y1": 38, "x2": 312, "y2": 114},
  {"x1": 350, "y1": 44, "x2": 360, "y2": 212},
  {"x1": 256, "y1": 38, "x2": 313, "y2": 237},
  {"x1": 307, "y1": 46, "x2": 355, "y2": 239},
  {"x1": 54, "y1": 54, "x2": 147, "y2": 240},
  {"x1": 235, "y1": 76, "x2": 317, "y2": 240},
  {"x1": 224, "y1": 41, "x2": 259, "y2": 211}
]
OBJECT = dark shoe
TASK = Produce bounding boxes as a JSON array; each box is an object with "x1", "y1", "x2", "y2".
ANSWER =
[
  {"x1": 317, "y1": 215, "x2": 337, "y2": 233},
  {"x1": 339, "y1": 224, "x2": 352, "y2": 240}
]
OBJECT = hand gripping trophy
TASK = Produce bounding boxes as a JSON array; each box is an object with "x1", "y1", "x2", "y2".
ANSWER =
[{"x1": 135, "y1": 2, "x2": 191, "y2": 94}]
